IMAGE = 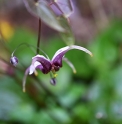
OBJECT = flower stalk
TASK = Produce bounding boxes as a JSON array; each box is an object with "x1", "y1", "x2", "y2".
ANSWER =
[{"x1": 37, "y1": 18, "x2": 42, "y2": 54}]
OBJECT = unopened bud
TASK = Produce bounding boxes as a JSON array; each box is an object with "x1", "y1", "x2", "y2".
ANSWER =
[
  {"x1": 10, "y1": 56, "x2": 18, "y2": 66},
  {"x1": 50, "y1": 78, "x2": 56, "y2": 85}
]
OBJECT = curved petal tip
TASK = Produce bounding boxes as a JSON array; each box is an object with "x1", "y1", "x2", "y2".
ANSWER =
[{"x1": 23, "y1": 88, "x2": 26, "y2": 93}]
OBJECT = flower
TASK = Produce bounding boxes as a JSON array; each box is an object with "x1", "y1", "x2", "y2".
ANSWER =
[
  {"x1": 23, "y1": 0, "x2": 73, "y2": 32},
  {"x1": 52, "y1": 0, "x2": 73, "y2": 18},
  {"x1": 22, "y1": 45, "x2": 92, "y2": 92}
]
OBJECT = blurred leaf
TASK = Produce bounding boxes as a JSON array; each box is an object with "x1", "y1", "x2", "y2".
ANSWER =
[
  {"x1": 10, "y1": 104, "x2": 35, "y2": 123},
  {"x1": 88, "y1": 81, "x2": 102, "y2": 101},
  {"x1": 0, "y1": 76, "x2": 30, "y2": 121},
  {"x1": 23, "y1": 0, "x2": 65, "y2": 32},
  {"x1": 89, "y1": 21, "x2": 122, "y2": 72},
  {"x1": 58, "y1": 84, "x2": 87, "y2": 107},
  {"x1": 73, "y1": 104, "x2": 91, "y2": 122},
  {"x1": 33, "y1": 110, "x2": 56, "y2": 124},
  {"x1": 111, "y1": 64, "x2": 122, "y2": 99},
  {"x1": 48, "y1": 107, "x2": 71, "y2": 123}
]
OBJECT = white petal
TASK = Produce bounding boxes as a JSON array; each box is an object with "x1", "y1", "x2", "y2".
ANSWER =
[
  {"x1": 52, "y1": 46, "x2": 69, "y2": 61},
  {"x1": 32, "y1": 54, "x2": 50, "y2": 61},
  {"x1": 63, "y1": 57, "x2": 76, "y2": 73},
  {"x1": 22, "y1": 68, "x2": 29, "y2": 92},
  {"x1": 29, "y1": 64, "x2": 35, "y2": 75},
  {"x1": 70, "y1": 45, "x2": 93, "y2": 57},
  {"x1": 52, "y1": 45, "x2": 93, "y2": 61},
  {"x1": 34, "y1": 61, "x2": 41, "y2": 68},
  {"x1": 29, "y1": 61, "x2": 42, "y2": 75}
]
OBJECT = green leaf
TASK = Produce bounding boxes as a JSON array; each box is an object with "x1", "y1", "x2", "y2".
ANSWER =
[
  {"x1": 48, "y1": 107, "x2": 71, "y2": 123},
  {"x1": 10, "y1": 104, "x2": 35, "y2": 123}
]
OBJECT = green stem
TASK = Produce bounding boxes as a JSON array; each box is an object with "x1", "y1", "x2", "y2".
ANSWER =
[{"x1": 37, "y1": 18, "x2": 42, "y2": 54}]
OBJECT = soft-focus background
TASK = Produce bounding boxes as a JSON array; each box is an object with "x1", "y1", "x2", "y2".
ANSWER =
[{"x1": 0, "y1": 0, "x2": 122, "y2": 124}]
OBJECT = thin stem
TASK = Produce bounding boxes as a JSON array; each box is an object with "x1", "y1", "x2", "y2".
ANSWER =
[
  {"x1": 37, "y1": 18, "x2": 42, "y2": 54},
  {"x1": 11, "y1": 43, "x2": 49, "y2": 59},
  {"x1": 11, "y1": 43, "x2": 35, "y2": 57}
]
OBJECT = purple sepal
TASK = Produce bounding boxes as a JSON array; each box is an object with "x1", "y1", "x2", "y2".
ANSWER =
[
  {"x1": 51, "y1": 46, "x2": 69, "y2": 67},
  {"x1": 52, "y1": 51, "x2": 66, "y2": 67},
  {"x1": 36, "y1": 64, "x2": 48, "y2": 74},
  {"x1": 32, "y1": 55, "x2": 52, "y2": 73}
]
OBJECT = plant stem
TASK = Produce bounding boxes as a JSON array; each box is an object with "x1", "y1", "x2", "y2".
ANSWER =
[{"x1": 37, "y1": 18, "x2": 42, "y2": 54}]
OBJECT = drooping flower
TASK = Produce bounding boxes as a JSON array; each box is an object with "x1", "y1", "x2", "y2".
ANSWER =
[
  {"x1": 23, "y1": 0, "x2": 73, "y2": 32},
  {"x1": 22, "y1": 45, "x2": 93, "y2": 92},
  {"x1": 50, "y1": 0, "x2": 73, "y2": 18}
]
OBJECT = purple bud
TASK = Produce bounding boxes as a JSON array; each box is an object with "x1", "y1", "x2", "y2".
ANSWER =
[
  {"x1": 50, "y1": 78, "x2": 57, "y2": 85},
  {"x1": 10, "y1": 56, "x2": 18, "y2": 66}
]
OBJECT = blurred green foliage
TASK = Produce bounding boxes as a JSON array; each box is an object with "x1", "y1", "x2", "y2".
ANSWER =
[{"x1": 0, "y1": 20, "x2": 122, "y2": 124}]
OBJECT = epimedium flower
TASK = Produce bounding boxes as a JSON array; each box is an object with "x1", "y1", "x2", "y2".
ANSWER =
[
  {"x1": 10, "y1": 43, "x2": 92, "y2": 92},
  {"x1": 50, "y1": 0, "x2": 73, "y2": 18},
  {"x1": 23, "y1": 0, "x2": 75, "y2": 46},
  {"x1": 22, "y1": 45, "x2": 93, "y2": 92},
  {"x1": 23, "y1": 0, "x2": 73, "y2": 32}
]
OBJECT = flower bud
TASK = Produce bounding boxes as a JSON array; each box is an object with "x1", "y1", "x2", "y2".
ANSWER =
[
  {"x1": 50, "y1": 78, "x2": 56, "y2": 85},
  {"x1": 10, "y1": 56, "x2": 18, "y2": 66}
]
